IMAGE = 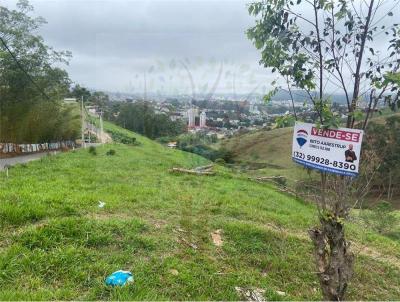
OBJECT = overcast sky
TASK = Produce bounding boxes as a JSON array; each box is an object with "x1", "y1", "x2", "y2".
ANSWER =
[
  {"x1": 2, "y1": 0, "x2": 399, "y2": 98},
  {"x1": 2, "y1": 0, "x2": 276, "y2": 96}
]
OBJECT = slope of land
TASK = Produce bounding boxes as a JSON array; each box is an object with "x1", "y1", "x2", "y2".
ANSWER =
[
  {"x1": 221, "y1": 127, "x2": 305, "y2": 186},
  {"x1": 0, "y1": 124, "x2": 399, "y2": 300},
  {"x1": 221, "y1": 112, "x2": 400, "y2": 187}
]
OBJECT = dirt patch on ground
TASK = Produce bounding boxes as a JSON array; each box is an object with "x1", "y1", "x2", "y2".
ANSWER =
[
  {"x1": 87, "y1": 212, "x2": 134, "y2": 221},
  {"x1": 351, "y1": 242, "x2": 400, "y2": 269}
]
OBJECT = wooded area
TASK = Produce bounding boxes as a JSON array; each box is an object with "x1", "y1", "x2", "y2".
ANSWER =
[{"x1": 0, "y1": 1, "x2": 80, "y2": 143}]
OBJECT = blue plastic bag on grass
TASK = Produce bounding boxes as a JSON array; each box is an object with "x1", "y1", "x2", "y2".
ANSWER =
[{"x1": 105, "y1": 270, "x2": 134, "y2": 286}]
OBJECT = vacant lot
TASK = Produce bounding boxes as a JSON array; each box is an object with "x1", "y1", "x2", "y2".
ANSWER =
[{"x1": 0, "y1": 126, "x2": 399, "y2": 300}]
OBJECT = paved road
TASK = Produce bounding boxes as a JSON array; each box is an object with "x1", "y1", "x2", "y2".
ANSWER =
[
  {"x1": 0, "y1": 143, "x2": 102, "y2": 171},
  {"x1": 0, "y1": 152, "x2": 56, "y2": 171}
]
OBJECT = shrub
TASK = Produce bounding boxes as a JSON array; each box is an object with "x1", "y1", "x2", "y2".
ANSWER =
[
  {"x1": 361, "y1": 201, "x2": 398, "y2": 236},
  {"x1": 88, "y1": 146, "x2": 97, "y2": 155},
  {"x1": 218, "y1": 147, "x2": 235, "y2": 163},
  {"x1": 106, "y1": 149, "x2": 116, "y2": 156},
  {"x1": 274, "y1": 176, "x2": 287, "y2": 186},
  {"x1": 156, "y1": 136, "x2": 173, "y2": 144},
  {"x1": 178, "y1": 143, "x2": 234, "y2": 163},
  {"x1": 215, "y1": 158, "x2": 226, "y2": 165},
  {"x1": 107, "y1": 129, "x2": 137, "y2": 145},
  {"x1": 121, "y1": 137, "x2": 136, "y2": 145}
]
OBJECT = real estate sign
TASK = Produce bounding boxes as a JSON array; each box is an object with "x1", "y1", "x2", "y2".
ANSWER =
[{"x1": 292, "y1": 122, "x2": 364, "y2": 177}]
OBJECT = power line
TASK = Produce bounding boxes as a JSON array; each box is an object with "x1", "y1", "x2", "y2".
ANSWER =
[{"x1": 0, "y1": 35, "x2": 51, "y2": 101}]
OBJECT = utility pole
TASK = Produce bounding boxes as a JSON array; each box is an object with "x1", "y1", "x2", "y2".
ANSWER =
[
  {"x1": 81, "y1": 96, "x2": 86, "y2": 148},
  {"x1": 99, "y1": 110, "x2": 104, "y2": 144},
  {"x1": 143, "y1": 72, "x2": 147, "y2": 102}
]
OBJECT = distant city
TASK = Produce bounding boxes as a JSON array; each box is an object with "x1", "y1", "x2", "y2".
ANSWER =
[{"x1": 84, "y1": 89, "x2": 369, "y2": 140}]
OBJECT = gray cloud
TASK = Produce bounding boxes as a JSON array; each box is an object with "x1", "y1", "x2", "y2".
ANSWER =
[
  {"x1": 2, "y1": 0, "x2": 272, "y2": 95},
  {"x1": 2, "y1": 0, "x2": 399, "y2": 97}
]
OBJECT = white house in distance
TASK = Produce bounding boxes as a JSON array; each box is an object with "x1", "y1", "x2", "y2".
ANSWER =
[
  {"x1": 167, "y1": 141, "x2": 177, "y2": 148},
  {"x1": 86, "y1": 106, "x2": 98, "y2": 115}
]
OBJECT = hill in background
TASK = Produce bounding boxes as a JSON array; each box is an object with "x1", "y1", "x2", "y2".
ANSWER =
[
  {"x1": 220, "y1": 127, "x2": 307, "y2": 186},
  {"x1": 271, "y1": 89, "x2": 351, "y2": 104},
  {"x1": 220, "y1": 112, "x2": 400, "y2": 194}
]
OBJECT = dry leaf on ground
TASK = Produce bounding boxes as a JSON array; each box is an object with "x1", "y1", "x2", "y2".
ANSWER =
[{"x1": 211, "y1": 229, "x2": 223, "y2": 247}]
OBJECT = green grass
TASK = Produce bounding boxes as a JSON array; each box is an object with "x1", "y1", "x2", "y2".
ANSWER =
[
  {"x1": 0, "y1": 125, "x2": 399, "y2": 300},
  {"x1": 221, "y1": 112, "x2": 400, "y2": 189},
  {"x1": 220, "y1": 127, "x2": 311, "y2": 186}
]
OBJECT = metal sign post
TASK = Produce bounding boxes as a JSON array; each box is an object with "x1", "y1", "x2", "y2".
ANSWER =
[{"x1": 81, "y1": 96, "x2": 86, "y2": 148}]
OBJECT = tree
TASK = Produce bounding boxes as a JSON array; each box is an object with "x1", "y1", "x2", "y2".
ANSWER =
[
  {"x1": 362, "y1": 115, "x2": 400, "y2": 199},
  {"x1": 0, "y1": 0, "x2": 78, "y2": 143},
  {"x1": 90, "y1": 91, "x2": 110, "y2": 108},
  {"x1": 69, "y1": 84, "x2": 91, "y2": 102},
  {"x1": 247, "y1": 0, "x2": 400, "y2": 300},
  {"x1": 111, "y1": 101, "x2": 186, "y2": 139}
]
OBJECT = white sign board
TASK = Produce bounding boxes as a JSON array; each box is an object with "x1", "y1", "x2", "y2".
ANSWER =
[{"x1": 292, "y1": 122, "x2": 364, "y2": 177}]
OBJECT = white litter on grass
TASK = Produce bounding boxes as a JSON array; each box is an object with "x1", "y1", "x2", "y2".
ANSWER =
[
  {"x1": 235, "y1": 287, "x2": 266, "y2": 302},
  {"x1": 169, "y1": 269, "x2": 179, "y2": 276},
  {"x1": 98, "y1": 201, "x2": 106, "y2": 208},
  {"x1": 276, "y1": 290, "x2": 286, "y2": 296}
]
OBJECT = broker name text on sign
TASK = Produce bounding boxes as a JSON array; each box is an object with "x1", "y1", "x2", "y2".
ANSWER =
[{"x1": 292, "y1": 122, "x2": 364, "y2": 177}]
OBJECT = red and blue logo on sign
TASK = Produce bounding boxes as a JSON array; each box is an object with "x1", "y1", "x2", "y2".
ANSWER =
[{"x1": 296, "y1": 129, "x2": 308, "y2": 147}]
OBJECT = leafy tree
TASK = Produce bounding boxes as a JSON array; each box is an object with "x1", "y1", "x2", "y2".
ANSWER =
[
  {"x1": 111, "y1": 101, "x2": 186, "y2": 139},
  {"x1": 362, "y1": 115, "x2": 400, "y2": 199},
  {"x1": 69, "y1": 84, "x2": 92, "y2": 102},
  {"x1": 175, "y1": 132, "x2": 233, "y2": 162},
  {"x1": 0, "y1": 0, "x2": 78, "y2": 143},
  {"x1": 275, "y1": 113, "x2": 295, "y2": 128},
  {"x1": 90, "y1": 91, "x2": 110, "y2": 108},
  {"x1": 248, "y1": 0, "x2": 400, "y2": 299}
]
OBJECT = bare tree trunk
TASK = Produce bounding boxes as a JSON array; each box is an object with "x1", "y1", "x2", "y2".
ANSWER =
[
  {"x1": 387, "y1": 172, "x2": 392, "y2": 201},
  {"x1": 309, "y1": 175, "x2": 355, "y2": 301},
  {"x1": 309, "y1": 217, "x2": 354, "y2": 301},
  {"x1": 348, "y1": 0, "x2": 375, "y2": 128}
]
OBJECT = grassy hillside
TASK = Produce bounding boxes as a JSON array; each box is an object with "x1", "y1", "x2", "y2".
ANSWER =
[
  {"x1": 222, "y1": 127, "x2": 293, "y2": 167},
  {"x1": 221, "y1": 112, "x2": 400, "y2": 186},
  {"x1": 221, "y1": 127, "x2": 307, "y2": 186},
  {"x1": 0, "y1": 124, "x2": 399, "y2": 300}
]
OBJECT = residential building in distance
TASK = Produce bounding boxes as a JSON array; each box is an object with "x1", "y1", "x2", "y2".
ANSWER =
[
  {"x1": 188, "y1": 108, "x2": 196, "y2": 128},
  {"x1": 200, "y1": 111, "x2": 207, "y2": 128}
]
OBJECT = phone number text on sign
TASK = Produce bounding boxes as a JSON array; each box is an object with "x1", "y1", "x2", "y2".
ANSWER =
[{"x1": 292, "y1": 123, "x2": 364, "y2": 177}]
